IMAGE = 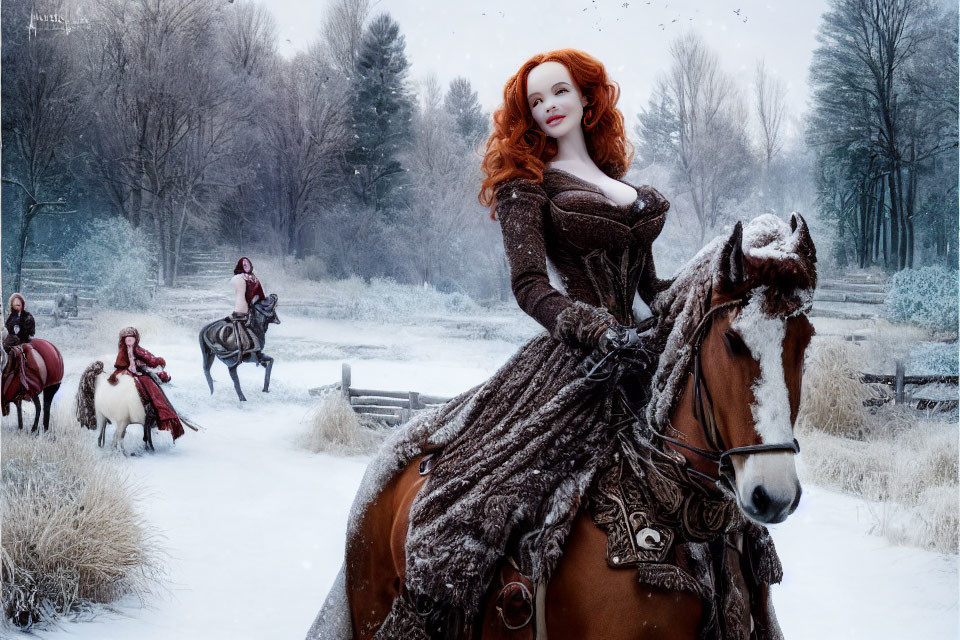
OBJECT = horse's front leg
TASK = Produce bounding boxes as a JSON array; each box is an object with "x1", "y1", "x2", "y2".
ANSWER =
[
  {"x1": 15, "y1": 401, "x2": 23, "y2": 430},
  {"x1": 30, "y1": 395, "x2": 41, "y2": 433},
  {"x1": 228, "y1": 364, "x2": 246, "y2": 401},
  {"x1": 259, "y1": 353, "x2": 274, "y2": 392}
]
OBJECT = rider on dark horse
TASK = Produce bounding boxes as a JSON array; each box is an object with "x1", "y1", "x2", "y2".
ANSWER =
[
  {"x1": 227, "y1": 257, "x2": 266, "y2": 360},
  {"x1": 108, "y1": 326, "x2": 184, "y2": 440},
  {"x1": 2, "y1": 293, "x2": 40, "y2": 415}
]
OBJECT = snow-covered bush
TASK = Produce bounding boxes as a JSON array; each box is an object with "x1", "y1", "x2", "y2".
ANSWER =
[
  {"x1": 1, "y1": 424, "x2": 157, "y2": 628},
  {"x1": 64, "y1": 218, "x2": 154, "y2": 309},
  {"x1": 884, "y1": 266, "x2": 959, "y2": 334},
  {"x1": 298, "y1": 391, "x2": 388, "y2": 456},
  {"x1": 908, "y1": 341, "x2": 959, "y2": 375},
  {"x1": 796, "y1": 339, "x2": 872, "y2": 437}
]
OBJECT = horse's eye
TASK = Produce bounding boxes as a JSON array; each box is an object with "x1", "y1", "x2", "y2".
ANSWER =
[{"x1": 724, "y1": 331, "x2": 749, "y2": 356}]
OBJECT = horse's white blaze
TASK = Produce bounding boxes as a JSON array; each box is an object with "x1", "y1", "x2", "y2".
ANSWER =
[
  {"x1": 730, "y1": 292, "x2": 799, "y2": 504},
  {"x1": 731, "y1": 293, "x2": 792, "y2": 445}
]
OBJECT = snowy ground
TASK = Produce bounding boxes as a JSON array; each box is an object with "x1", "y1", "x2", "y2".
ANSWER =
[{"x1": 3, "y1": 298, "x2": 957, "y2": 639}]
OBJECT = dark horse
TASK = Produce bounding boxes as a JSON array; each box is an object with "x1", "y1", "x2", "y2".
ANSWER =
[
  {"x1": 199, "y1": 294, "x2": 279, "y2": 401},
  {"x1": 2, "y1": 339, "x2": 64, "y2": 432},
  {"x1": 324, "y1": 214, "x2": 818, "y2": 640}
]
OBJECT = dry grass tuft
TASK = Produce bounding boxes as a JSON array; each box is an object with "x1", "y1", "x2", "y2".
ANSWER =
[
  {"x1": 797, "y1": 337, "x2": 959, "y2": 553},
  {"x1": 1, "y1": 423, "x2": 157, "y2": 628},
  {"x1": 299, "y1": 391, "x2": 389, "y2": 456},
  {"x1": 799, "y1": 414, "x2": 959, "y2": 553},
  {"x1": 797, "y1": 339, "x2": 873, "y2": 437}
]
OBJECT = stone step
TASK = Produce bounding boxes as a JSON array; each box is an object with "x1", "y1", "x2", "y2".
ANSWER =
[
  {"x1": 841, "y1": 273, "x2": 889, "y2": 284},
  {"x1": 808, "y1": 305, "x2": 879, "y2": 320},
  {"x1": 21, "y1": 267, "x2": 70, "y2": 277},
  {"x1": 27, "y1": 293, "x2": 99, "y2": 307},
  {"x1": 185, "y1": 268, "x2": 232, "y2": 276},
  {"x1": 813, "y1": 290, "x2": 886, "y2": 304},
  {"x1": 819, "y1": 280, "x2": 889, "y2": 294},
  {"x1": 22, "y1": 283, "x2": 97, "y2": 294},
  {"x1": 176, "y1": 276, "x2": 229, "y2": 285},
  {"x1": 23, "y1": 276, "x2": 73, "y2": 287}
]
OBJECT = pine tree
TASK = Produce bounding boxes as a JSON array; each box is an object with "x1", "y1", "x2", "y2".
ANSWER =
[
  {"x1": 443, "y1": 77, "x2": 487, "y2": 149},
  {"x1": 345, "y1": 12, "x2": 414, "y2": 213}
]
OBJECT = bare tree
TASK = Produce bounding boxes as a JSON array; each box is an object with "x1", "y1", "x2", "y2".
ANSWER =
[
  {"x1": 320, "y1": 0, "x2": 371, "y2": 77},
  {"x1": 223, "y1": 0, "x2": 278, "y2": 78},
  {"x1": 638, "y1": 32, "x2": 755, "y2": 242},
  {"x1": 809, "y1": 0, "x2": 945, "y2": 269},
  {"x1": 259, "y1": 57, "x2": 350, "y2": 258},
  {"x1": 1, "y1": 0, "x2": 83, "y2": 290},
  {"x1": 754, "y1": 59, "x2": 787, "y2": 171},
  {"x1": 83, "y1": 0, "x2": 250, "y2": 285}
]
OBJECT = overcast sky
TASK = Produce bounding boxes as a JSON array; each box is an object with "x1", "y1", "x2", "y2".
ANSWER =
[{"x1": 268, "y1": 0, "x2": 829, "y2": 133}]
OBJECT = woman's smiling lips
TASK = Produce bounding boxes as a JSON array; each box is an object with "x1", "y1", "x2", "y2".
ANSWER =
[{"x1": 546, "y1": 114, "x2": 565, "y2": 126}]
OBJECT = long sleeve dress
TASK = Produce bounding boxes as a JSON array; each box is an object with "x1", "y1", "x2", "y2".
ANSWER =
[{"x1": 376, "y1": 167, "x2": 672, "y2": 623}]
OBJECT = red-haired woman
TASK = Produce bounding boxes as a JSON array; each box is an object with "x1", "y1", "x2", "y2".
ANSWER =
[
  {"x1": 108, "y1": 327, "x2": 184, "y2": 440},
  {"x1": 318, "y1": 50, "x2": 677, "y2": 637}
]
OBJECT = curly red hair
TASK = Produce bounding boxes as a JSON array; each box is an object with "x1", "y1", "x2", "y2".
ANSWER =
[{"x1": 479, "y1": 49, "x2": 633, "y2": 217}]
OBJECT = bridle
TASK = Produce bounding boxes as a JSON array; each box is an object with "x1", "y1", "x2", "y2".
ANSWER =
[{"x1": 653, "y1": 295, "x2": 800, "y2": 489}]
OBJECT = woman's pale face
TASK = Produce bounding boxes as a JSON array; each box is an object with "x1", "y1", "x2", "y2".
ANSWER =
[
  {"x1": 11, "y1": 299, "x2": 22, "y2": 312},
  {"x1": 525, "y1": 61, "x2": 587, "y2": 139},
  {"x1": 124, "y1": 336, "x2": 136, "y2": 347},
  {"x1": 242, "y1": 259, "x2": 252, "y2": 273}
]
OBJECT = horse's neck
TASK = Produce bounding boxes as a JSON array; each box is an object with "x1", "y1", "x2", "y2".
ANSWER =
[{"x1": 249, "y1": 314, "x2": 268, "y2": 339}]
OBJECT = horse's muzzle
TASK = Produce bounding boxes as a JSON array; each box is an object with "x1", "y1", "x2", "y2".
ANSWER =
[{"x1": 742, "y1": 481, "x2": 802, "y2": 524}]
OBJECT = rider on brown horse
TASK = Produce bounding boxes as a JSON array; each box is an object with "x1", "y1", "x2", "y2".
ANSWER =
[
  {"x1": 3, "y1": 293, "x2": 41, "y2": 413},
  {"x1": 108, "y1": 327, "x2": 184, "y2": 440},
  {"x1": 2, "y1": 293, "x2": 63, "y2": 430}
]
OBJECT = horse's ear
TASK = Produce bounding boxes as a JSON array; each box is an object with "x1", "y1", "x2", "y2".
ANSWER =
[
  {"x1": 718, "y1": 221, "x2": 746, "y2": 292},
  {"x1": 790, "y1": 212, "x2": 817, "y2": 265}
]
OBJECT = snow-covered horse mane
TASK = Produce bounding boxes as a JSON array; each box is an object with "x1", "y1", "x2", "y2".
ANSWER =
[{"x1": 646, "y1": 213, "x2": 817, "y2": 432}]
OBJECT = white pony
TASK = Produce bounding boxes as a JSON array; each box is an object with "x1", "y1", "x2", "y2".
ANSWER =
[{"x1": 76, "y1": 361, "x2": 157, "y2": 455}]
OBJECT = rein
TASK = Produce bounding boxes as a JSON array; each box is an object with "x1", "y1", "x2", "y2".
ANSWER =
[{"x1": 653, "y1": 295, "x2": 800, "y2": 489}]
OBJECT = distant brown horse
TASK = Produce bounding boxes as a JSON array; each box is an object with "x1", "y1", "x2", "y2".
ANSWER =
[
  {"x1": 2, "y1": 339, "x2": 64, "y2": 432},
  {"x1": 337, "y1": 214, "x2": 817, "y2": 640}
]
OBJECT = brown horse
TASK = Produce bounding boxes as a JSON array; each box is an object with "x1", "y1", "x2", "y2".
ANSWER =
[
  {"x1": 2, "y1": 338, "x2": 64, "y2": 432},
  {"x1": 329, "y1": 214, "x2": 817, "y2": 640}
]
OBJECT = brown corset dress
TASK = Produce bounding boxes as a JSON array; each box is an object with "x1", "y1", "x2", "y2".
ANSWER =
[{"x1": 370, "y1": 168, "x2": 672, "y2": 619}]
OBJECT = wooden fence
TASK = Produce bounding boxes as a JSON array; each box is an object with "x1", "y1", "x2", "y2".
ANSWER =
[
  {"x1": 322, "y1": 363, "x2": 452, "y2": 426},
  {"x1": 861, "y1": 359, "x2": 958, "y2": 411}
]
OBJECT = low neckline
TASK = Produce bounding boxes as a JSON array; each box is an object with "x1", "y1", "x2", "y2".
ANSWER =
[{"x1": 544, "y1": 166, "x2": 640, "y2": 209}]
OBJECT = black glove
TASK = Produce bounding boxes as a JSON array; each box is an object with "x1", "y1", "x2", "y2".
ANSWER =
[
  {"x1": 579, "y1": 323, "x2": 655, "y2": 383},
  {"x1": 597, "y1": 323, "x2": 641, "y2": 354}
]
